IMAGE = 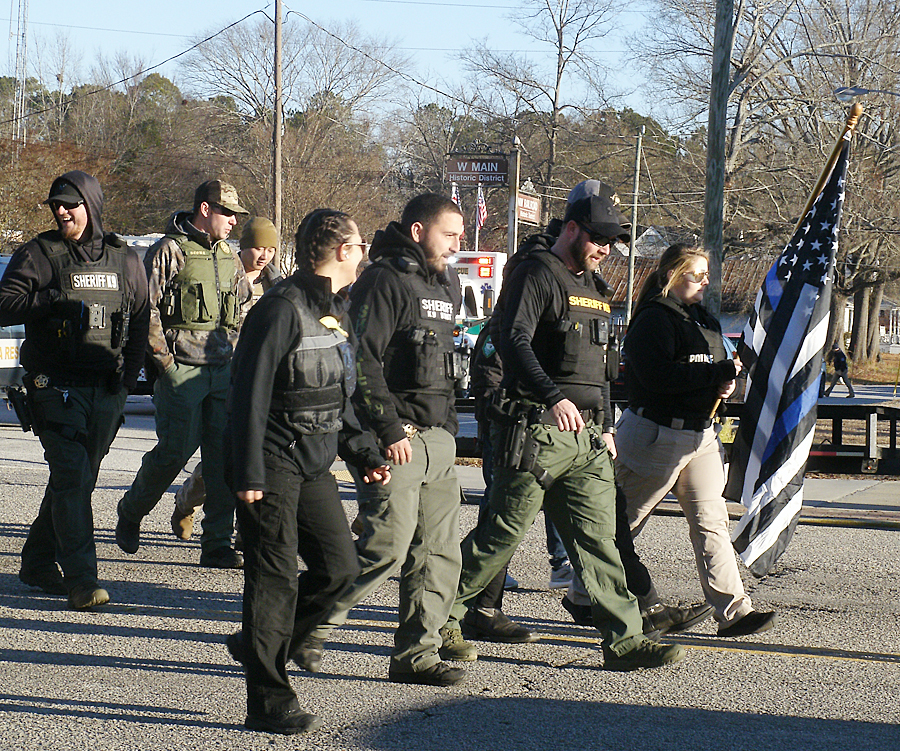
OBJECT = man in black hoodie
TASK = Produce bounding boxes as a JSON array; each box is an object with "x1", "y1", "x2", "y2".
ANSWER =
[
  {"x1": 300, "y1": 194, "x2": 467, "y2": 687},
  {"x1": 0, "y1": 170, "x2": 150, "y2": 610}
]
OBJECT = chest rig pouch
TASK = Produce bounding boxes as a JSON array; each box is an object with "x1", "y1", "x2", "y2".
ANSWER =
[
  {"x1": 381, "y1": 258, "x2": 460, "y2": 392},
  {"x1": 532, "y1": 252, "x2": 612, "y2": 385},
  {"x1": 161, "y1": 236, "x2": 239, "y2": 331}
]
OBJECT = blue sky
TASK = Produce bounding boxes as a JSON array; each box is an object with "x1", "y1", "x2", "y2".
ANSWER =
[{"x1": 1, "y1": 0, "x2": 652, "y2": 113}]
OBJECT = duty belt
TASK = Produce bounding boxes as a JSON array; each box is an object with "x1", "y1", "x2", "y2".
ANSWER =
[
  {"x1": 636, "y1": 407, "x2": 712, "y2": 432},
  {"x1": 536, "y1": 407, "x2": 602, "y2": 426}
]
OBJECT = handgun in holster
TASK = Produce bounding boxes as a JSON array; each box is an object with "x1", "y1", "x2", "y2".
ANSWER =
[
  {"x1": 492, "y1": 396, "x2": 554, "y2": 489},
  {"x1": 5, "y1": 384, "x2": 33, "y2": 433}
]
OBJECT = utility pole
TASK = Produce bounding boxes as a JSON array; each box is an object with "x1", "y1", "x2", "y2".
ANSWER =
[
  {"x1": 626, "y1": 126, "x2": 644, "y2": 324},
  {"x1": 703, "y1": 0, "x2": 734, "y2": 315},
  {"x1": 507, "y1": 139, "x2": 520, "y2": 255},
  {"x1": 273, "y1": 0, "x2": 283, "y2": 246}
]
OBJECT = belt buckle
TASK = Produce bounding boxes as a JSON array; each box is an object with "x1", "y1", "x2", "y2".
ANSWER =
[{"x1": 402, "y1": 423, "x2": 418, "y2": 440}]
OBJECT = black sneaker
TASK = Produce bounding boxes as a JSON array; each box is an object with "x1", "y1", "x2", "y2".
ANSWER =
[
  {"x1": 199, "y1": 546, "x2": 244, "y2": 569},
  {"x1": 462, "y1": 608, "x2": 538, "y2": 643},
  {"x1": 19, "y1": 567, "x2": 67, "y2": 596},
  {"x1": 226, "y1": 631, "x2": 245, "y2": 664},
  {"x1": 115, "y1": 508, "x2": 141, "y2": 555},
  {"x1": 643, "y1": 602, "x2": 714, "y2": 635},
  {"x1": 388, "y1": 661, "x2": 466, "y2": 686},
  {"x1": 717, "y1": 610, "x2": 776, "y2": 637},
  {"x1": 292, "y1": 635, "x2": 326, "y2": 673},
  {"x1": 602, "y1": 640, "x2": 686, "y2": 671},
  {"x1": 245, "y1": 708, "x2": 323, "y2": 735},
  {"x1": 560, "y1": 596, "x2": 593, "y2": 627}
]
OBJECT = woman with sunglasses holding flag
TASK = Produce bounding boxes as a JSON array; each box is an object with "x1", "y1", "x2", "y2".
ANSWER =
[{"x1": 615, "y1": 243, "x2": 776, "y2": 638}]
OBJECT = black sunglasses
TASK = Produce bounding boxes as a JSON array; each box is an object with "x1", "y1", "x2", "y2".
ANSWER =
[
  {"x1": 576, "y1": 222, "x2": 615, "y2": 247},
  {"x1": 50, "y1": 199, "x2": 84, "y2": 211}
]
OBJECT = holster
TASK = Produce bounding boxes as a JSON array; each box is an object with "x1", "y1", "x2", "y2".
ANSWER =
[
  {"x1": 5, "y1": 385, "x2": 33, "y2": 433},
  {"x1": 491, "y1": 394, "x2": 554, "y2": 489}
]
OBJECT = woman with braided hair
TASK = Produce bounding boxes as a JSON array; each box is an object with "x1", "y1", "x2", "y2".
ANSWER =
[{"x1": 224, "y1": 209, "x2": 390, "y2": 735}]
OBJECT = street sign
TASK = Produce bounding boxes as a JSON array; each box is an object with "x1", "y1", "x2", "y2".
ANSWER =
[
  {"x1": 517, "y1": 193, "x2": 540, "y2": 225},
  {"x1": 446, "y1": 156, "x2": 508, "y2": 185}
]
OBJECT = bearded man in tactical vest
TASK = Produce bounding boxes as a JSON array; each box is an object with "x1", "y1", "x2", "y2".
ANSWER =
[
  {"x1": 298, "y1": 193, "x2": 468, "y2": 687},
  {"x1": 441, "y1": 193, "x2": 688, "y2": 671},
  {"x1": 0, "y1": 170, "x2": 150, "y2": 610},
  {"x1": 115, "y1": 179, "x2": 252, "y2": 569}
]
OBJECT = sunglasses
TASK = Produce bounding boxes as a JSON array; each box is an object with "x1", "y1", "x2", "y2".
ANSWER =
[
  {"x1": 683, "y1": 271, "x2": 710, "y2": 283},
  {"x1": 210, "y1": 204, "x2": 237, "y2": 218},
  {"x1": 577, "y1": 223, "x2": 615, "y2": 247},
  {"x1": 50, "y1": 199, "x2": 84, "y2": 211}
]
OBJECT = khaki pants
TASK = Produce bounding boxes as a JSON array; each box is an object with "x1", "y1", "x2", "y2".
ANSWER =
[{"x1": 615, "y1": 409, "x2": 753, "y2": 625}]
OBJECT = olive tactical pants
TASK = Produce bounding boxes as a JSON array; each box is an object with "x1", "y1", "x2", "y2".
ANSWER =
[{"x1": 448, "y1": 420, "x2": 645, "y2": 655}]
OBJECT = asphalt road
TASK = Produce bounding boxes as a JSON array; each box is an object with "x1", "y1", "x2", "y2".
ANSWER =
[{"x1": 0, "y1": 413, "x2": 898, "y2": 751}]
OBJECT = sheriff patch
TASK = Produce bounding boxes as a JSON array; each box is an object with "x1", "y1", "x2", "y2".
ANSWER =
[
  {"x1": 70, "y1": 272, "x2": 120, "y2": 290},
  {"x1": 420, "y1": 297, "x2": 454, "y2": 321},
  {"x1": 568, "y1": 295, "x2": 610, "y2": 313}
]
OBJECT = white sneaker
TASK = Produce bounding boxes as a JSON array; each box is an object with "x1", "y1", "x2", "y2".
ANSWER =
[{"x1": 549, "y1": 561, "x2": 574, "y2": 589}]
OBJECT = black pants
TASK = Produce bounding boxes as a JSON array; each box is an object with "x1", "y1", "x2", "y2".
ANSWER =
[
  {"x1": 236, "y1": 457, "x2": 360, "y2": 716},
  {"x1": 21, "y1": 384, "x2": 126, "y2": 590}
]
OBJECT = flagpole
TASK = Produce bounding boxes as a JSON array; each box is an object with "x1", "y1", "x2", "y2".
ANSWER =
[{"x1": 791, "y1": 103, "x2": 863, "y2": 236}]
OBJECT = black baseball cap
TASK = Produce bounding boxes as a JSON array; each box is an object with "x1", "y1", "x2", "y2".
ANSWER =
[
  {"x1": 564, "y1": 195, "x2": 631, "y2": 243},
  {"x1": 44, "y1": 179, "x2": 84, "y2": 206}
]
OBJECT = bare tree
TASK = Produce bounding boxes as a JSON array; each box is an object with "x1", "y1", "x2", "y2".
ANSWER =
[{"x1": 460, "y1": 0, "x2": 621, "y2": 220}]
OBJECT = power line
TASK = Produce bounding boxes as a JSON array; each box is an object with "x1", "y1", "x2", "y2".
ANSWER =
[{"x1": 0, "y1": 8, "x2": 269, "y2": 130}]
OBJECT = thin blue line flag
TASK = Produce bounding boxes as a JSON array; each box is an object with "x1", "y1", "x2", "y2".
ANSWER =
[{"x1": 725, "y1": 139, "x2": 850, "y2": 576}]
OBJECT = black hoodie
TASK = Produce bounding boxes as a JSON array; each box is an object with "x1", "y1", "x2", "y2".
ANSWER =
[
  {"x1": 348, "y1": 221, "x2": 462, "y2": 447},
  {"x1": 0, "y1": 171, "x2": 150, "y2": 389}
]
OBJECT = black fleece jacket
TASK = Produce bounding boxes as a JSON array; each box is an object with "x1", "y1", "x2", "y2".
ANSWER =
[
  {"x1": 226, "y1": 271, "x2": 384, "y2": 493},
  {"x1": 624, "y1": 290, "x2": 737, "y2": 418},
  {"x1": 0, "y1": 170, "x2": 150, "y2": 390}
]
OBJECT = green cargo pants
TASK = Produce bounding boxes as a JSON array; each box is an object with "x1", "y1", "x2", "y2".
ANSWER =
[
  {"x1": 119, "y1": 361, "x2": 234, "y2": 553},
  {"x1": 309, "y1": 426, "x2": 462, "y2": 671},
  {"x1": 448, "y1": 419, "x2": 645, "y2": 655}
]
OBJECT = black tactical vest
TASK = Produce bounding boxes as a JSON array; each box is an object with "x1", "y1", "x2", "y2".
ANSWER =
[
  {"x1": 267, "y1": 284, "x2": 356, "y2": 436},
  {"x1": 22, "y1": 233, "x2": 131, "y2": 375},
  {"x1": 380, "y1": 259, "x2": 461, "y2": 396},
  {"x1": 531, "y1": 250, "x2": 612, "y2": 388}
]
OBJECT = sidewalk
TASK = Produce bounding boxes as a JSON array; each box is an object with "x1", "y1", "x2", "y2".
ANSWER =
[{"x1": 442, "y1": 462, "x2": 900, "y2": 529}]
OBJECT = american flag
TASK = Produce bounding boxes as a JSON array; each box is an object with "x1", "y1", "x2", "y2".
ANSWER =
[
  {"x1": 725, "y1": 139, "x2": 850, "y2": 576},
  {"x1": 451, "y1": 182, "x2": 460, "y2": 206},
  {"x1": 476, "y1": 184, "x2": 487, "y2": 229}
]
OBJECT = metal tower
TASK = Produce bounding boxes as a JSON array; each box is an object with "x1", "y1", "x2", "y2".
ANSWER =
[{"x1": 12, "y1": 0, "x2": 28, "y2": 143}]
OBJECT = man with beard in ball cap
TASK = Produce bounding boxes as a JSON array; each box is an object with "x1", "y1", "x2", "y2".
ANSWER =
[
  {"x1": 439, "y1": 181, "x2": 687, "y2": 670},
  {"x1": 0, "y1": 170, "x2": 150, "y2": 610}
]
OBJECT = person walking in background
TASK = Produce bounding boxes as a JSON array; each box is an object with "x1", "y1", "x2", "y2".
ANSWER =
[
  {"x1": 115, "y1": 179, "x2": 251, "y2": 569},
  {"x1": 170, "y1": 215, "x2": 284, "y2": 541},
  {"x1": 224, "y1": 209, "x2": 389, "y2": 735},
  {"x1": 616, "y1": 243, "x2": 776, "y2": 638},
  {"x1": 0, "y1": 170, "x2": 150, "y2": 609},
  {"x1": 824, "y1": 342, "x2": 855, "y2": 397}
]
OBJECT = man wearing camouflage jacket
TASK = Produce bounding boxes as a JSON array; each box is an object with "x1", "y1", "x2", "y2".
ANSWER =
[{"x1": 115, "y1": 179, "x2": 252, "y2": 568}]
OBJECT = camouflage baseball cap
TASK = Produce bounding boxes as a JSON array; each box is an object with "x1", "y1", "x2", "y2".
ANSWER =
[{"x1": 194, "y1": 179, "x2": 249, "y2": 215}]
